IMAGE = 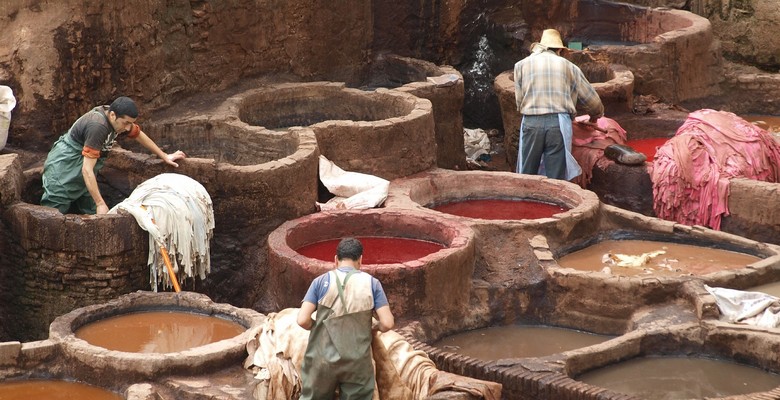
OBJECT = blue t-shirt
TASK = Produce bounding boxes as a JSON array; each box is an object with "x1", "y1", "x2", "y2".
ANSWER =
[{"x1": 302, "y1": 267, "x2": 389, "y2": 310}]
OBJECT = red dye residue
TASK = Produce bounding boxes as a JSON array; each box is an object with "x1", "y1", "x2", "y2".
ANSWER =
[
  {"x1": 296, "y1": 236, "x2": 445, "y2": 264},
  {"x1": 432, "y1": 199, "x2": 567, "y2": 220},
  {"x1": 625, "y1": 137, "x2": 669, "y2": 161}
]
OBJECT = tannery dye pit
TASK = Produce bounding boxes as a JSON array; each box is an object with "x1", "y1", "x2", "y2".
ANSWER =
[
  {"x1": 2, "y1": 1, "x2": 780, "y2": 399},
  {"x1": 296, "y1": 236, "x2": 446, "y2": 264},
  {"x1": 74, "y1": 311, "x2": 246, "y2": 353},
  {"x1": 430, "y1": 199, "x2": 568, "y2": 220},
  {"x1": 0, "y1": 380, "x2": 123, "y2": 400},
  {"x1": 577, "y1": 356, "x2": 780, "y2": 399}
]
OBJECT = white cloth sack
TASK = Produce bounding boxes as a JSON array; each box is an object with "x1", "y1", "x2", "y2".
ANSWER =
[
  {"x1": 704, "y1": 285, "x2": 780, "y2": 328},
  {"x1": 0, "y1": 85, "x2": 16, "y2": 150},
  {"x1": 464, "y1": 128, "x2": 490, "y2": 161},
  {"x1": 317, "y1": 155, "x2": 389, "y2": 211},
  {"x1": 109, "y1": 173, "x2": 215, "y2": 291}
]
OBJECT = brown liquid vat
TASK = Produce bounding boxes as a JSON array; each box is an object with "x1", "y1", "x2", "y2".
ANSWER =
[
  {"x1": 563, "y1": 323, "x2": 780, "y2": 400},
  {"x1": 386, "y1": 169, "x2": 601, "y2": 287},
  {"x1": 266, "y1": 208, "x2": 475, "y2": 323},
  {"x1": 49, "y1": 291, "x2": 264, "y2": 382},
  {"x1": 401, "y1": 294, "x2": 780, "y2": 399},
  {"x1": 393, "y1": 204, "x2": 779, "y2": 395},
  {"x1": 543, "y1": 206, "x2": 780, "y2": 332}
]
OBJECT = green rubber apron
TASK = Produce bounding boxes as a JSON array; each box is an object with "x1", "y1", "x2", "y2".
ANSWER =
[
  {"x1": 41, "y1": 133, "x2": 106, "y2": 214},
  {"x1": 300, "y1": 270, "x2": 375, "y2": 400}
]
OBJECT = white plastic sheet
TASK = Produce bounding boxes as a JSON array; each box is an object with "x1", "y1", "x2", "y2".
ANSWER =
[
  {"x1": 463, "y1": 128, "x2": 490, "y2": 161},
  {"x1": 317, "y1": 155, "x2": 389, "y2": 211},
  {"x1": 704, "y1": 285, "x2": 780, "y2": 328},
  {"x1": 0, "y1": 85, "x2": 16, "y2": 150}
]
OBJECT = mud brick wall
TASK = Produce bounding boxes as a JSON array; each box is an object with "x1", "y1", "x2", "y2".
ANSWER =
[
  {"x1": 722, "y1": 178, "x2": 780, "y2": 246},
  {"x1": 0, "y1": 153, "x2": 149, "y2": 341},
  {"x1": 1, "y1": 0, "x2": 372, "y2": 153}
]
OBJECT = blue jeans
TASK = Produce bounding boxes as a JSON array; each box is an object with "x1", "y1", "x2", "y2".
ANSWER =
[{"x1": 519, "y1": 114, "x2": 566, "y2": 179}]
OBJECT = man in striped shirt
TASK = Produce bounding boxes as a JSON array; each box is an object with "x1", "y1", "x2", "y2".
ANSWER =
[{"x1": 513, "y1": 28, "x2": 604, "y2": 181}]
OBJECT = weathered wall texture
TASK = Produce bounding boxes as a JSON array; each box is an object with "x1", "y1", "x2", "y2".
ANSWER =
[
  {"x1": 0, "y1": 154, "x2": 149, "y2": 341},
  {"x1": 692, "y1": 0, "x2": 779, "y2": 71},
  {"x1": 0, "y1": 0, "x2": 372, "y2": 152},
  {"x1": 617, "y1": 0, "x2": 780, "y2": 72},
  {"x1": 721, "y1": 178, "x2": 780, "y2": 245}
]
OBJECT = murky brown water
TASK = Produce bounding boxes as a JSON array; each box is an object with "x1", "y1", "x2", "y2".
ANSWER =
[
  {"x1": 75, "y1": 311, "x2": 245, "y2": 353},
  {"x1": 0, "y1": 380, "x2": 123, "y2": 400},
  {"x1": 432, "y1": 325, "x2": 612, "y2": 360},
  {"x1": 557, "y1": 240, "x2": 760, "y2": 276},
  {"x1": 742, "y1": 115, "x2": 780, "y2": 133},
  {"x1": 578, "y1": 356, "x2": 780, "y2": 399},
  {"x1": 749, "y1": 281, "x2": 780, "y2": 298}
]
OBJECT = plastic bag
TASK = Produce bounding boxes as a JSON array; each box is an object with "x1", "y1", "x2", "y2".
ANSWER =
[{"x1": 0, "y1": 85, "x2": 16, "y2": 150}]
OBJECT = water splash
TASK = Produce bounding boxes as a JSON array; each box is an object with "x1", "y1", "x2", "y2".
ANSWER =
[{"x1": 465, "y1": 35, "x2": 496, "y2": 98}]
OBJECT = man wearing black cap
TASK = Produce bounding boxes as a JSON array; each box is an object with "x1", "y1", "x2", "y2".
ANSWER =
[
  {"x1": 513, "y1": 28, "x2": 604, "y2": 181},
  {"x1": 41, "y1": 96, "x2": 186, "y2": 214}
]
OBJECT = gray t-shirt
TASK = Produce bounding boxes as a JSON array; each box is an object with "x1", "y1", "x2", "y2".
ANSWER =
[{"x1": 67, "y1": 105, "x2": 118, "y2": 158}]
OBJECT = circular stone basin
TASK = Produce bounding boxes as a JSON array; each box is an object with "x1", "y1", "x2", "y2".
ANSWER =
[
  {"x1": 234, "y1": 81, "x2": 436, "y2": 179},
  {"x1": 386, "y1": 170, "x2": 601, "y2": 284},
  {"x1": 296, "y1": 237, "x2": 445, "y2": 264},
  {"x1": 557, "y1": 239, "x2": 762, "y2": 277},
  {"x1": 117, "y1": 118, "x2": 307, "y2": 167},
  {"x1": 360, "y1": 53, "x2": 466, "y2": 170},
  {"x1": 433, "y1": 324, "x2": 612, "y2": 361},
  {"x1": 267, "y1": 208, "x2": 475, "y2": 320},
  {"x1": 577, "y1": 356, "x2": 780, "y2": 399},
  {"x1": 75, "y1": 311, "x2": 246, "y2": 353},
  {"x1": 49, "y1": 291, "x2": 264, "y2": 380},
  {"x1": 0, "y1": 380, "x2": 123, "y2": 400},
  {"x1": 430, "y1": 198, "x2": 568, "y2": 220}
]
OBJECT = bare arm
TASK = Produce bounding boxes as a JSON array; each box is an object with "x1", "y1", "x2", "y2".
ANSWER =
[
  {"x1": 134, "y1": 131, "x2": 186, "y2": 167},
  {"x1": 297, "y1": 301, "x2": 317, "y2": 330},
  {"x1": 81, "y1": 156, "x2": 108, "y2": 214},
  {"x1": 374, "y1": 305, "x2": 394, "y2": 332}
]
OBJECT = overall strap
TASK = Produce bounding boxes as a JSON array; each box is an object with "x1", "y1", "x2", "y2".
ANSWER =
[{"x1": 328, "y1": 269, "x2": 359, "y2": 309}]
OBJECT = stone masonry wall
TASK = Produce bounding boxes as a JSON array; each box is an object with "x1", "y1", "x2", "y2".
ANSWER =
[
  {"x1": 0, "y1": 0, "x2": 372, "y2": 153},
  {"x1": 0, "y1": 154, "x2": 150, "y2": 341}
]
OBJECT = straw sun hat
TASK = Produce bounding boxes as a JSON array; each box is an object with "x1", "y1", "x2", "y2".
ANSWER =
[{"x1": 530, "y1": 28, "x2": 565, "y2": 52}]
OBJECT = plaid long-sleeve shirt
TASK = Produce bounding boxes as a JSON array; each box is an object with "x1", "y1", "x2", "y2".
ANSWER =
[{"x1": 513, "y1": 50, "x2": 604, "y2": 118}]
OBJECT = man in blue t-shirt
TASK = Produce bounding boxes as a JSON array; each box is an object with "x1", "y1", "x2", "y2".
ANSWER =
[{"x1": 297, "y1": 237, "x2": 394, "y2": 400}]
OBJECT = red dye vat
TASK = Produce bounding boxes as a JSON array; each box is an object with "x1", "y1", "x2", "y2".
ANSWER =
[
  {"x1": 625, "y1": 137, "x2": 669, "y2": 161},
  {"x1": 296, "y1": 237, "x2": 445, "y2": 264},
  {"x1": 431, "y1": 199, "x2": 567, "y2": 220}
]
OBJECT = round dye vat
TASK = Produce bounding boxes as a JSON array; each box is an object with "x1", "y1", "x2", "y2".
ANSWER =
[
  {"x1": 75, "y1": 311, "x2": 245, "y2": 353},
  {"x1": 433, "y1": 325, "x2": 611, "y2": 360},
  {"x1": 0, "y1": 380, "x2": 122, "y2": 400},
  {"x1": 557, "y1": 240, "x2": 761, "y2": 276},
  {"x1": 578, "y1": 356, "x2": 780, "y2": 399},
  {"x1": 750, "y1": 281, "x2": 780, "y2": 298},
  {"x1": 625, "y1": 137, "x2": 669, "y2": 161},
  {"x1": 430, "y1": 199, "x2": 567, "y2": 220},
  {"x1": 267, "y1": 208, "x2": 475, "y2": 320},
  {"x1": 296, "y1": 236, "x2": 444, "y2": 264}
]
